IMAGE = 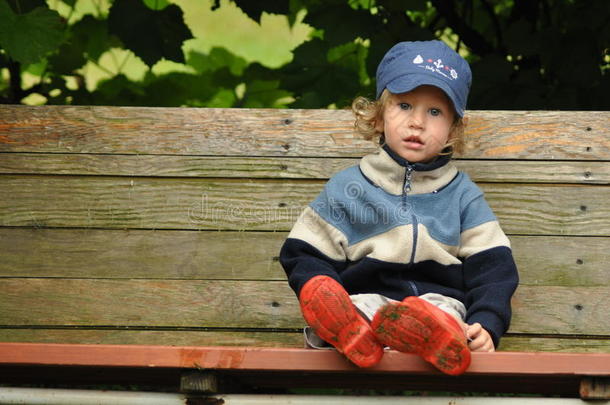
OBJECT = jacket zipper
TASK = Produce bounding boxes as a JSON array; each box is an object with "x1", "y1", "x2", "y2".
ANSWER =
[
  {"x1": 403, "y1": 164, "x2": 414, "y2": 195},
  {"x1": 402, "y1": 164, "x2": 419, "y2": 296},
  {"x1": 403, "y1": 164, "x2": 419, "y2": 268}
]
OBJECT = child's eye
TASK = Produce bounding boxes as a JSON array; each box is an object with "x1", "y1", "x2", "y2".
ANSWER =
[
  {"x1": 399, "y1": 103, "x2": 411, "y2": 110},
  {"x1": 429, "y1": 108, "x2": 442, "y2": 116}
]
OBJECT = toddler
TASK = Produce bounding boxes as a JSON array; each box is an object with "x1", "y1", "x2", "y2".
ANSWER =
[{"x1": 280, "y1": 40, "x2": 519, "y2": 375}]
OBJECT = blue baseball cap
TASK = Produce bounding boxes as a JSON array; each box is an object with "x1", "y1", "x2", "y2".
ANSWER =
[{"x1": 376, "y1": 40, "x2": 472, "y2": 116}]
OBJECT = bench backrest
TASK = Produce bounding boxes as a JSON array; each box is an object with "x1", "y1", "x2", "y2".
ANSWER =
[{"x1": 1, "y1": 106, "x2": 609, "y2": 352}]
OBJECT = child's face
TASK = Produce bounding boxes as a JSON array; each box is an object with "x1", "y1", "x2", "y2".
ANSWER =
[{"x1": 378, "y1": 85, "x2": 456, "y2": 163}]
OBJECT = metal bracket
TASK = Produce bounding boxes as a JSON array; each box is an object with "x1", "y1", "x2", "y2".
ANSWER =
[
  {"x1": 181, "y1": 371, "x2": 219, "y2": 394},
  {"x1": 580, "y1": 377, "x2": 610, "y2": 399}
]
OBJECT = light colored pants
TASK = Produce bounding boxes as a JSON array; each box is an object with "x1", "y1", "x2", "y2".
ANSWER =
[{"x1": 304, "y1": 293, "x2": 466, "y2": 349}]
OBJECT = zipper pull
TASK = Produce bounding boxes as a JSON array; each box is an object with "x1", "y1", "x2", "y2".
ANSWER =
[{"x1": 404, "y1": 165, "x2": 414, "y2": 194}]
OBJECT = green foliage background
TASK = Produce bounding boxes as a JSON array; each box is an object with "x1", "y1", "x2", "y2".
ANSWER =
[{"x1": 1, "y1": 0, "x2": 609, "y2": 110}]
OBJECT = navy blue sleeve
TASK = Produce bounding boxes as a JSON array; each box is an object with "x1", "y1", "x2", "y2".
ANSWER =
[
  {"x1": 279, "y1": 238, "x2": 347, "y2": 297},
  {"x1": 463, "y1": 246, "x2": 519, "y2": 348}
]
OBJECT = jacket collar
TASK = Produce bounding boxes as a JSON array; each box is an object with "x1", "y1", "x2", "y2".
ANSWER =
[{"x1": 359, "y1": 144, "x2": 458, "y2": 195}]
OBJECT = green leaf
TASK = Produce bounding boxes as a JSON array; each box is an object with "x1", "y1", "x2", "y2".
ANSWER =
[
  {"x1": 47, "y1": 41, "x2": 87, "y2": 74},
  {"x1": 108, "y1": 0, "x2": 193, "y2": 66},
  {"x1": 90, "y1": 69, "x2": 238, "y2": 107},
  {"x1": 91, "y1": 74, "x2": 147, "y2": 105},
  {"x1": 24, "y1": 59, "x2": 47, "y2": 76},
  {"x1": 242, "y1": 63, "x2": 292, "y2": 108},
  {"x1": 0, "y1": 3, "x2": 66, "y2": 65},
  {"x1": 71, "y1": 16, "x2": 118, "y2": 61},
  {"x1": 142, "y1": 0, "x2": 171, "y2": 10},
  {"x1": 242, "y1": 79, "x2": 292, "y2": 108},
  {"x1": 146, "y1": 71, "x2": 234, "y2": 107},
  {"x1": 187, "y1": 47, "x2": 248, "y2": 76},
  {"x1": 328, "y1": 41, "x2": 370, "y2": 87},
  {"x1": 47, "y1": 15, "x2": 117, "y2": 74},
  {"x1": 204, "y1": 88, "x2": 236, "y2": 108},
  {"x1": 348, "y1": 0, "x2": 373, "y2": 9},
  {"x1": 233, "y1": 0, "x2": 290, "y2": 23},
  {"x1": 280, "y1": 39, "x2": 362, "y2": 108}
]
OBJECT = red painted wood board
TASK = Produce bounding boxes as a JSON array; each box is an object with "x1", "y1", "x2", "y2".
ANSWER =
[{"x1": 1, "y1": 343, "x2": 609, "y2": 377}]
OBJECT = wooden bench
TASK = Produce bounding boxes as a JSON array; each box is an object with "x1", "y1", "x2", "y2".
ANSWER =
[{"x1": 1, "y1": 105, "x2": 609, "y2": 402}]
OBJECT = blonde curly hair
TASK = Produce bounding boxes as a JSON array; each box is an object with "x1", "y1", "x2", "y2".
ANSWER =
[{"x1": 351, "y1": 89, "x2": 465, "y2": 155}]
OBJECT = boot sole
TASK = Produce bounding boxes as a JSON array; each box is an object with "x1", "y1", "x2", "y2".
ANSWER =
[
  {"x1": 372, "y1": 302, "x2": 470, "y2": 375},
  {"x1": 300, "y1": 277, "x2": 383, "y2": 367}
]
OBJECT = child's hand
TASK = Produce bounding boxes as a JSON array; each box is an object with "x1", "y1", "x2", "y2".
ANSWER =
[{"x1": 466, "y1": 322, "x2": 495, "y2": 352}]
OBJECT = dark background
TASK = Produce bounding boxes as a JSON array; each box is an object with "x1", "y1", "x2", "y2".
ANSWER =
[{"x1": 1, "y1": 0, "x2": 608, "y2": 110}]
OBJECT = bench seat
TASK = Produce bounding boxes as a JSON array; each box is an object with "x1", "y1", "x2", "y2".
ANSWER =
[
  {"x1": 1, "y1": 343, "x2": 609, "y2": 399},
  {"x1": 1, "y1": 106, "x2": 609, "y2": 399}
]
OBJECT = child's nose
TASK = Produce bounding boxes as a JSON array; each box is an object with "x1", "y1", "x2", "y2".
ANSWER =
[{"x1": 408, "y1": 110, "x2": 425, "y2": 128}]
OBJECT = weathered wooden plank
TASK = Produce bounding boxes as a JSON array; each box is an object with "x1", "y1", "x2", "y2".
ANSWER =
[
  {"x1": 0, "y1": 228, "x2": 287, "y2": 280},
  {"x1": 2, "y1": 153, "x2": 609, "y2": 185},
  {"x1": 0, "y1": 279, "x2": 608, "y2": 335},
  {"x1": 0, "y1": 175, "x2": 304, "y2": 231},
  {"x1": 0, "y1": 329, "x2": 303, "y2": 347},
  {"x1": 499, "y1": 336, "x2": 610, "y2": 353},
  {"x1": 509, "y1": 236, "x2": 610, "y2": 287},
  {"x1": 456, "y1": 160, "x2": 610, "y2": 185},
  {"x1": 0, "y1": 329, "x2": 608, "y2": 353},
  {"x1": 1, "y1": 176, "x2": 609, "y2": 235},
  {"x1": 1, "y1": 106, "x2": 608, "y2": 160},
  {"x1": 511, "y1": 286, "x2": 610, "y2": 335},
  {"x1": 0, "y1": 106, "x2": 370, "y2": 156},
  {"x1": 463, "y1": 111, "x2": 609, "y2": 160},
  {"x1": 0, "y1": 154, "x2": 358, "y2": 180},
  {"x1": 0, "y1": 279, "x2": 300, "y2": 329},
  {"x1": 483, "y1": 183, "x2": 610, "y2": 236},
  {"x1": 1, "y1": 229, "x2": 608, "y2": 287}
]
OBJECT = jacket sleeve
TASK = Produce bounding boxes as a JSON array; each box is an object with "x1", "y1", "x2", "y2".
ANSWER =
[
  {"x1": 280, "y1": 205, "x2": 349, "y2": 297},
  {"x1": 458, "y1": 192, "x2": 519, "y2": 348}
]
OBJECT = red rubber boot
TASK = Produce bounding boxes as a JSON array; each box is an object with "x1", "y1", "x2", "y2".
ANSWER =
[
  {"x1": 299, "y1": 276, "x2": 383, "y2": 368},
  {"x1": 371, "y1": 296, "x2": 471, "y2": 375}
]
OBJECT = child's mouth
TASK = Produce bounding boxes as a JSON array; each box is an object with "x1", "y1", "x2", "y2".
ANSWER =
[{"x1": 403, "y1": 136, "x2": 425, "y2": 148}]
